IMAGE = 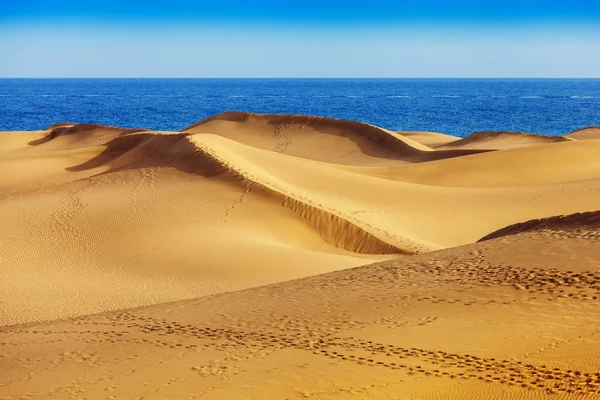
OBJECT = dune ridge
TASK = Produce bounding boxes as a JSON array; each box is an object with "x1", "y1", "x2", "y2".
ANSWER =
[
  {"x1": 395, "y1": 130, "x2": 461, "y2": 147},
  {"x1": 183, "y1": 110, "x2": 432, "y2": 151},
  {"x1": 183, "y1": 111, "x2": 487, "y2": 165},
  {"x1": 437, "y1": 130, "x2": 572, "y2": 150},
  {"x1": 1, "y1": 113, "x2": 600, "y2": 399},
  {"x1": 1, "y1": 208, "x2": 599, "y2": 399},
  {"x1": 478, "y1": 210, "x2": 600, "y2": 241},
  {"x1": 337, "y1": 139, "x2": 600, "y2": 187},
  {"x1": 566, "y1": 126, "x2": 600, "y2": 140},
  {"x1": 55, "y1": 130, "x2": 404, "y2": 255},
  {"x1": 32, "y1": 123, "x2": 150, "y2": 147},
  {"x1": 186, "y1": 135, "x2": 404, "y2": 255}
]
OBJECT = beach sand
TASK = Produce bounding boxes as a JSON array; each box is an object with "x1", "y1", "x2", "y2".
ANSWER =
[{"x1": 0, "y1": 112, "x2": 599, "y2": 399}]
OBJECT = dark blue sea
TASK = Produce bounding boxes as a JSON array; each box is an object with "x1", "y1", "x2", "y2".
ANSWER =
[{"x1": 1, "y1": 79, "x2": 599, "y2": 137}]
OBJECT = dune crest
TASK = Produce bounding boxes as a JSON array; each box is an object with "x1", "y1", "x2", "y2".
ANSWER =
[
  {"x1": 130, "y1": 132, "x2": 405, "y2": 255},
  {"x1": 437, "y1": 130, "x2": 571, "y2": 150},
  {"x1": 478, "y1": 210, "x2": 600, "y2": 241},
  {"x1": 183, "y1": 111, "x2": 486, "y2": 165},
  {"x1": 1, "y1": 112, "x2": 599, "y2": 326},
  {"x1": 34, "y1": 123, "x2": 149, "y2": 147},
  {"x1": 2, "y1": 208, "x2": 599, "y2": 399},
  {"x1": 566, "y1": 126, "x2": 600, "y2": 140},
  {"x1": 2, "y1": 111, "x2": 600, "y2": 399},
  {"x1": 338, "y1": 139, "x2": 600, "y2": 187},
  {"x1": 395, "y1": 130, "x2": 461, "y2": 147}
]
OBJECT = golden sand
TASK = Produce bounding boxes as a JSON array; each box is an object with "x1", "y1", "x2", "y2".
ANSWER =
[{"x1": 0, "y1": 113, "x2": 599, "y2": 399}]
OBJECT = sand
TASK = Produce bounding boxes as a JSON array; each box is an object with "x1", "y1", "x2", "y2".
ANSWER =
[
  {"x1": 1, "y1": 112, "x2": 599, "y2": 399},
  {"x1": 435, "y1": 131, "x2": 572, "y2": 150},
  {"x1": 566, "y1": 126, "x2": 600, "y2": 140}
]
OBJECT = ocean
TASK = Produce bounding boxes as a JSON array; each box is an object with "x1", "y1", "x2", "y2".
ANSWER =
[{"x1": 1, "y1": 78, "x2": 599, "y2": 137}]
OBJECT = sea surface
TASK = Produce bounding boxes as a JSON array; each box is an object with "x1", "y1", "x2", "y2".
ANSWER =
[{"x1": 1, "y1": 78, "x2": 599, "y2": 137}]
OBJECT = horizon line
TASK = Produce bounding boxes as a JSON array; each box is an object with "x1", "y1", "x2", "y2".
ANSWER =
[{"x1": 2, "y1": 77, "x2": 600, "y2": 80}]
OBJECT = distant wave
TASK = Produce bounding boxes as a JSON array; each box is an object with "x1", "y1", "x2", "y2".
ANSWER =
[
  {"x1": 25, "y1": 94, "x2": 199, "y2": 98},
  {"x1": 432, "y1": 95, "x2": 461, "y2": 98},
  {"x1": 521, "y1": 96, "x2": 543, "y2": 99},
  {"x1": 229, "y1": 95, "x2": 247, "y2": 98},
  {"x1": 19, "y1": 94, "x2": 117, "y2": 97},
  {"x1": 142, "y1": 94, "x2": 188, "y2": 97},
  {"x1": 570, "y1": 96, "x2": 600, "y2": 99}
]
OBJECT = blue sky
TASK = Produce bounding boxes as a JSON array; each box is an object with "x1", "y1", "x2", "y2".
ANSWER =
[
  {"x1": 3, "y1": 1, "x2": 600, "y2": 23},
  {"x1": 1, "y1": 1, "x2": 600, "y2": 77}
]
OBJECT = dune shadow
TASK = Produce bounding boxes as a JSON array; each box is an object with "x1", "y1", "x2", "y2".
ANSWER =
[
  {"x1": 65, "y1": 132, "x2": 231, "y2": 179},
  {"x1": 29, "y1": 123, "x2": 149, "y2": 146},
  {"x1": 478, "y1": 210, "x2": 600, "y2": 242},
  {"x1": 64, "y1": 129, "x2": 406, "y2": 255}
]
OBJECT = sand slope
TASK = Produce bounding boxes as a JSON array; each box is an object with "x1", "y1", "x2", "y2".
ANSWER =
[
  {"x1": 1, "y1": 210, "x2": 599, "y2": 399},
  {"x1": 0, "y1": 128, "x2": 395, "y2": 326},
  {"x1": 1, "y1": 116, "x2": 599, "y2": 399},
  {"x1": 2, "y1": 119, "x2": 600, "y2": 326},
  {"x1": 566, "y1": 126, "x2": 600, "y2": 140},
  {"x1": 436, "y1": 131, "x2": 571, "y2": 150},
  {"x1": 183, "y1": 111, "x2": 485, "y2": 165},
  {"x1": 339, "y1": 139, "x2": 600, "y2": 187},
  {"x1": 395, "y1": 130, "x2": 461, "y2": 147}
]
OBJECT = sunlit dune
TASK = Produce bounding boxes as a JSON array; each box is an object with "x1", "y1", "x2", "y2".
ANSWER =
[
  {"x1": 182, "y1": 111, "x2": 485, "y2": 165},
  {"x1": 436, "y1": 130, "x2": 572, "y2": 150},
  {"x1": 1, "y1": 112, "x2": 599, "y2": 399},
  {"x1": 566, "y1": 126, "x2": 600, "y2": 140},
  {"x1": 395, "y1": 130, "x2": 461, "y2": 147}
]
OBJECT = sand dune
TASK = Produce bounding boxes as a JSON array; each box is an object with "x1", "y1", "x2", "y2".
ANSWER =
[
  {"x1": 479, "y1": 210, "x2": 600, "y2": 241},
  {"x1": 0, "y1": 128, "x2": 394, "y2": 326},
  {"x1": 2, "y1": 118, "x2": 599, "y2": 325},
  {"x1": 1, "y1": 114, "x2": 599, "y2": 399},
  {"x1": 30, "y1": 123, "x2": 150, "y2": 148},
  {"x1": 566, "y1": 126, "x2": 600, "y2": 140},
  {"x1": 395, "y1": 130, "x2": 461, "y2": 147},
  {"x1": 436, "y1": 130, "x2": 571, "y2": 150},
  {"x1": 1, "y1": 210, "x2": 599, "y2": 399},
  {"x1": 338, "y1": 139, "x2": 600, "y2": 187},
  {"x1": 183, "y1": 111, "x2": 485, "y2": 165}
]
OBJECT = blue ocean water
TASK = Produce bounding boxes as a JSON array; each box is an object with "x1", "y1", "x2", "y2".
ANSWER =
[{"x1": 1, "y1": 78, "x2": 599, "y2": 137}]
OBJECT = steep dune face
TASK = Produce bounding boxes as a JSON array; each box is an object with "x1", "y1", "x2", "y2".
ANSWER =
[
  {"x1": 1, "y1": 114, "x2": 600, "y2": 329},
  {"x1": 566, "y1": 126, "x2": 600, "y2": 140},
  {"x1": 478, "y1": 210, "x2": 600, "y2": 241},
  {"x1": 2, "y1": 211, "x2": 599, "y2": 399},
  {"x1": 188, "y1": 133, "x2": 600, "y2": 251},
  {"x1": 0, "y1": 129, "x2": 396, "y2": 326},
  {"x1": 183, "y1": 111, "x2": 484, "y2": 165},
  {"x1": 437, "y1": 130, "x2": 571, "y2": 150},
  {"x1": 2, "y1": 112, "x2": 600, "y2": 399}
]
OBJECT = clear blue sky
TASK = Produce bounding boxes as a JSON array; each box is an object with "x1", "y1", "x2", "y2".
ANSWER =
[{"x1": 1, "y1": 0, "x2": 599, "y2": 77}]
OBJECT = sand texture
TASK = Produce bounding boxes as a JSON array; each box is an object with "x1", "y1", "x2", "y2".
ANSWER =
[
  {"x1": 566, "y1": 126, "x2": 600, "y2": 140},
  {"x1": 1, "y1": 112, "x2": 599, "y2": 399}
]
